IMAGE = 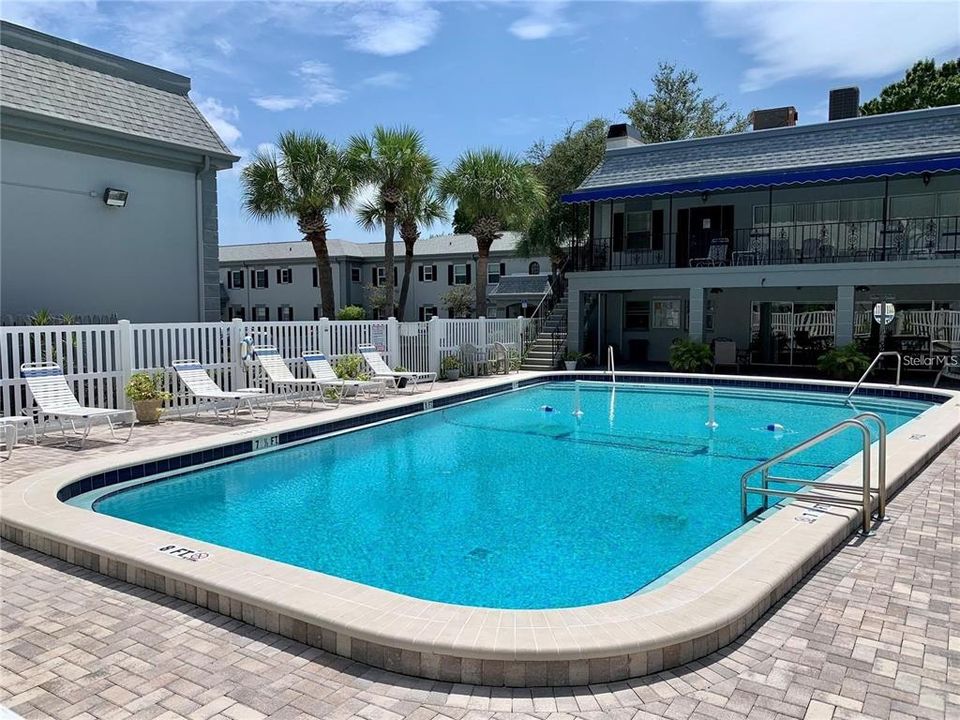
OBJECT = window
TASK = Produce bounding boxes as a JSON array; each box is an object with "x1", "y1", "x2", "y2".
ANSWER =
[
  {"x1": 375, "y1": 267, "x2": 387, "y2": 286},
  {"x1": 277, "y1": 305, "x2": 293, "y2": 321},
  {"x1": 487, "y1": 306, "x2": 497, "y2": 318},
  {"x1": 351, "y1": 266, "x2": 361, "y2": 283},
  {"x1": 313, "y1": 306, "x2": 322, "y2": 321},
  {"x1": 228, "y1": 305, "x2": 245, "y2": 320},
  {"x1": 652, "y1": 299, "x2": 683, "y2": 329},
  {"x1": 753, "y1": 204, "x2": 794, "y2": 226},
  {"x1": 251, "y1": 269, "x2": 269, "y2": 289},
  {"x1": 889, "y1": 194, "x2": 937, "y2": 219},
  {"x1": 252, "y1": 305, "x2": 269, "y2": 321},
  {"x1": 421, "y1": 264, "x2": 436, "y2": 282},
  {"x1": 372, "y1": 307, "x2": 384, "y2": 320},
  {"x1": 839, "y1": 198, "x2": 882, "y2": 222},
  {"x1": 228, "y1": 269, "x2": 244, "y2": 289},
  {"x1": 276, "y1": 268, "x2": 293, "y2": 284},
  {"x1": 624, "y1": 200, "x2": 652, "y2": 249},
  {"x1": 418, "y1": 305, "x2": 438, "y2": 321},
  {"x1": 528, "y1": 261, "x2": 540, "y2": 275},
  {"x1": 624, "y1": 301, "x2": 650, "y2": 330},
  {"x1": 939, "y1": 191, "x2": 960, "y2": 217},
  {"x1": 453, "y1": 263, "x2": 468, "y2": 285},
  {"x1": 487, "y1": 262, "x2": 501, "y2": 285}
]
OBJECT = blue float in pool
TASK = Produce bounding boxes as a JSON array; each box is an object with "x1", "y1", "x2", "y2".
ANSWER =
[{"x1": 766, "y1": 423, "x2": 784, "y2": 432}]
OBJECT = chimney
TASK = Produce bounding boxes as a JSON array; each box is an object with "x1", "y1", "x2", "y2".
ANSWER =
[
  {"x1": 749, "y1": 106, "x2": 799, "y2": 131},
  {"x1": 606, "y1": 123, "x2": 643, "y2": 151},
  {"x1": 829, "y1": 87, "x2": 860, "y2": 120}
]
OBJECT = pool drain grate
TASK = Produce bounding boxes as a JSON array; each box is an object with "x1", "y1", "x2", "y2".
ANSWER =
[{"x1": 467, "y1": 547, "x2": 490, "y2": 560}]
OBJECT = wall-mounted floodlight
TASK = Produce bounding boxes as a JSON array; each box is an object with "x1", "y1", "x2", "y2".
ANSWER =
[{"x1": 103, "y1": 188, "x2": 128, "y2": 207}]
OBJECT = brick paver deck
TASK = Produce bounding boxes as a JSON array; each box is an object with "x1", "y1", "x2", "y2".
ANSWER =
[{"x1": 1, "y1": 409, "x2": 958, "y2": 720}]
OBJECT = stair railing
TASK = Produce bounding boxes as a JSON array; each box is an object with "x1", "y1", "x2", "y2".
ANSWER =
[
  {"x1": 525, "y1": 256, "x2": 570, "y2": 346},
  {"x1": 846, "y1": 351, "x2": 901, "y2": 404}
]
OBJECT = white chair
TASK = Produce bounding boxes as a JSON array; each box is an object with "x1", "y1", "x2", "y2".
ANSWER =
[
  {"x1": 933, "y1": 341, "x2": 960, "y2": 387},
  {"x1": 21, "y1": 362, "x2": 134, "y2": 447},
  {"x1": 302, "y1": 352, "x2": 385, "y2": 400},
  {"x1": 172, "y1": 360, "x2": 271, "y2": 422},
  {"x1": 713, "y1": 340, "x2": 739, "y2": 372},
  {"x1": 358, "y1": 344, "x2": 436, "y2": 393},
  {"x1": 253, "y1": 345, "x2": 341, "y2": 408}
]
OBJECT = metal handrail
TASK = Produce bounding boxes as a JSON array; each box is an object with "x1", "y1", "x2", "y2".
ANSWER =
[
  {"x1": 607, "y1": 345, "x2": 616, "y2": 384},
  {"x1": 846, "y1": 351, "x2": 901, "y2": 403},
  {"x1": 740, "y1": 417, "x2": 879, "y2": 535},
  {"x1": 853, "y1": 411, "x2": 887, "y2": 519}
]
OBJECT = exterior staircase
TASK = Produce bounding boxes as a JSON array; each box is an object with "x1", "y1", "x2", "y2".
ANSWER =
[{"x1": 521, "y1": 298, "x2": 568, "y2": 371}]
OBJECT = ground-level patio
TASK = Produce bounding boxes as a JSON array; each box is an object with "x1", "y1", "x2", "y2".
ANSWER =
[{"x1": 1, "y1": 377, "x2": 957, "y2": 720}]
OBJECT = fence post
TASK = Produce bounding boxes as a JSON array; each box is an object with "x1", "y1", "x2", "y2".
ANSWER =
[
  {"x1": 387, "y1": 317, "x2": 400, "y2": 368},
  {"x1": 230, "y1": 318, "x2": 244, "y2": 390},
  {"x1": 319, "y1": 317, "x2": 332, "y2": 356},
  {"x1": 117, "y1": 319, "x2": 134, "y2": 409},
  {"x1": 517, "y1": 316, "x2": 526, "y2": 354},
  {"x1": 477, "y1": 317, "x2": 487, "y2": 349},
  {"x1": 428, "y1": 317, "x2": 441, "y2": 374}
]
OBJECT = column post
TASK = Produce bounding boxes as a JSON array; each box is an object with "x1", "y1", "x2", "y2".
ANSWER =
[
  {"x1": 689, "y1": 287, "x2": 706, "y2": 343},
  {"x1": 835, "y1": 286, "x2": 855, "y2": 347}
]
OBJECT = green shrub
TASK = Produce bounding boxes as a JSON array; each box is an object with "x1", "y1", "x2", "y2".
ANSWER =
[
  {"x1": 334, "y1": 354, "x2": 370, "y2": 380},
  {"x1": 441, "y1": 355, "x2": 461, "y2": 370},
  {"x1": 668, "y1": 339, "x2": 712, "y2": 372},
  {"x1": 817, "y1": 343, "x2": 870, "y2": 380},
  {"x1": 336, "y1": 305, "x2": 366, "y2": 321},
  {"x1": 125, "y1": 372, "x2": 172, "y2": 402}
]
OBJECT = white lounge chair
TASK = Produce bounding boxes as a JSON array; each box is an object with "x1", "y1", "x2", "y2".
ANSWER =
[
  {"x1": 302, "y1": 352, "x2": 385, "y2": 400},
  {"x1": 933, "y1": 341, "x2": 960, "y2": 387},
  {"x1": 252, "y1": 346, "x2": 342, "y2": 408},
  {"x1": 358, "y1": 344, "x2": 436, "y2": 393},
  {"x1": 21, "y1": 362, "x2": 134, "y2": 447},
  {"x1": 172, "y1": 360, "x2": 271, "y2": 422}
]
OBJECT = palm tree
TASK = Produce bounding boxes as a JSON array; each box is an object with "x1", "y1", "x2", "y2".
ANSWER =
[
  {"x1": 348, "y1": 126, "x2": 436, "y2": 318},
  {"x1": 438, "y1": 149, "x2": 546, "y2": 316},
  {"x1": 357, "y1": 182, "x2": 447, "y2": 320},
  {"x1": 241, "y1": 131, "x2": 354, "y2": 319}
]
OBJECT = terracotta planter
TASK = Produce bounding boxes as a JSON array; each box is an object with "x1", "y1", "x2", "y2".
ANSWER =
[{"x1": 133, "y1": 399, "x2": 164, "y2": 424}]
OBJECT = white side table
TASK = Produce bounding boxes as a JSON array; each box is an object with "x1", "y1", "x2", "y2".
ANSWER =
[{"x1": 0, "y1": 416, "x2": 35, "y2": 457}]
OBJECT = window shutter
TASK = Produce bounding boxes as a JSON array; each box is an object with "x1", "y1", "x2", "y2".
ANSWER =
[
  {"x1": 372, "y1": 268, "x2": 378, "y2": 287},
  {"x1": 251, "y1": 269, "x2": 256, "y2": 287},
  {"x1": 263, "y1": 270, "x2": 269, "y2": 288},
  {"x1": 432, "y1": 265, "x2": 437, "y2": 281},
  {"x1": 418, "y1": 265, "x2": 424, "y2": 282},
  {"x1": 227, "y1": 271, "x2": 233, "y2": 289},
  {"x1": 500, "y1": 262, "x2": 506, "y2": 277},
  {"x1": 448, "y1": 265, "x2": 454, "y2": 285},
  {"x1": 394, "y1": 267, "x2": 398, "y2": 285},
  {"x1": 237, "y1": 271, "x2": 243, "y2": 288},
  {"x1": 465, "y1": 264, "x2": 472, "y2": 284},
  {"x1": 276, "y1": 269, "x2": 282, "y2": 284},
  {"x1": 418, "y1": 307, "x2": 424, "y2": 322},
  {"x1": 313, "y1": 267, "x2": 318, "y2": 287}
]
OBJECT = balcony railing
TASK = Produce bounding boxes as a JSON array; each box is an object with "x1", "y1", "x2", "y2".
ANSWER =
[{"x1": 573, "y1": 215, "x2": 960, "y2": 272}]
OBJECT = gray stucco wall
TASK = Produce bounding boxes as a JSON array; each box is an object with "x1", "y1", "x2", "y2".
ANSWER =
[{"x1": 0, "y1": 137, "x2": 213, "y2": 321}]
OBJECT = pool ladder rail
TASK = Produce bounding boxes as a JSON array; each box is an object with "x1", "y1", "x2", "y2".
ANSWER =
[
  {"x1": 740, "y1": 412, "x2": 887, "y2": 536},
  {"x1": 846, "y1": 351, "x2": 901, "y2": 405}
]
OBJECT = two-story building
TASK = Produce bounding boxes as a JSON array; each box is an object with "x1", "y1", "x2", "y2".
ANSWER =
[
  {"x1": 219, "y1": 233, "x2": 551, "y2": 321},
  {"x1": 562, "y1": 96, "x2": 960, "y2": 371}
]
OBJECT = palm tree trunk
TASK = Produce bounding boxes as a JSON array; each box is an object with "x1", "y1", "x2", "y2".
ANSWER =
[
  {"x1": 397, "y1": 236, "x2": 416, "y2": 321},
  {"x1": 475, "y1": 240, "x2": 493, "y2": 317},
  {"x1": 307, "y1": 231, "x2": 336, "y2": 318},
  {"x1": 383, "y1": 207, "x2": 396, "y2": 318}
]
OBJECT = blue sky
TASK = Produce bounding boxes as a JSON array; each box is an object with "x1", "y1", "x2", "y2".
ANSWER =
[{"x1": 4, "y1": 1, "x2": 959, "y2": 245}]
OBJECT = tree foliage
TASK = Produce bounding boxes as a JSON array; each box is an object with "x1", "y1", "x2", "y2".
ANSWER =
[
  {"x1": 438, "y1": 149, "x2": 546, "y2": 315},
  {"x1": 241, "y1": 131, "x2": 354, "y2": 318},
  {"x1": 622, "y1": 61, "x2": 748, "y2": 143},
  {"x1": 519, "y1": 118, "x2": 608, "y2": 260},
  {"x1": 860, "y1": 59, "x2": 960, "y2": 115}
]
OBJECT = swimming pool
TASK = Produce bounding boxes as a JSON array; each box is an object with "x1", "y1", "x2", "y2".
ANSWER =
[{"x1": 88, "y1": 382, "x2": 930, "y2": 609}]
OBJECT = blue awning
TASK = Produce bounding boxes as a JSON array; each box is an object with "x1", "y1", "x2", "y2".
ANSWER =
[{"x1": 561, "y1": 155, "x2": 960, "y2": 204}]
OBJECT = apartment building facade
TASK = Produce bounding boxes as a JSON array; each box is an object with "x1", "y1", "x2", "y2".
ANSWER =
[
  {"x1": 562, "y1": 97, "x2": 960, "y2": 372},
  {"x1": 219, "y1": 233, "x2": 551, "y2": 321}
]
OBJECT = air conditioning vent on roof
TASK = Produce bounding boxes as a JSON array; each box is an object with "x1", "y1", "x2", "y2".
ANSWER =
[{"x1": 829, "y1": 87, "x2": 860, "y2": 121}]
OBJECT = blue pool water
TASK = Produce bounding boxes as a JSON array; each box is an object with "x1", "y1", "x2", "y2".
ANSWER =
[{"x1": 92, "y1": 383, "x2": 930, "y2": 609}]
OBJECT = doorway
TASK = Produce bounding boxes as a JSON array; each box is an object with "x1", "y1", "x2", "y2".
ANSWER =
[{"x1": 677, "y1": 205, "x2": 735, "y2": 266}]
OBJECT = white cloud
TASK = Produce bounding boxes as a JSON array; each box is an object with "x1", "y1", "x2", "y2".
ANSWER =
[
  {"x1": 703, "y1": 0, "x2": 960, "y2": 92},
  {"x1": 350, "y1": 183, "x2": 380, "y2": 212},
  {"x1": 362, "y1": 71, "x2": 409, "y2": 88},
  {"x1": 346, "y1": 1, "x2": 440, "y2": 56},
  {"x1": 213, "y1": 37, "x2": 233, "y2": 56},
  {"x1": 193, "y1": 95, "x2": 242, "y2": 147},
  {"x1": 509, "y1": 1, "x2": 572, "y2": 41},
  {"x1": 252, "y1": 60, "x2": 346, "y2": 111}
]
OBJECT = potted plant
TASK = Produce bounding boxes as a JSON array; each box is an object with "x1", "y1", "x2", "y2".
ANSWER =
[
  {"x1": 817, "y1": 343, "x2": 870, "y2": 380},
  {"x1": 334, "y1": 354, "x2": 370, "y2": 397},
  {"x1": 441, "y1": 354, "x2": 461, "y2": 380},
  {"x1": 125, "y1": 372, "x2": 171, "y2": 424},
  {"x1": 562, "y1": 349, "x2": 584, "y2": 371},
  {"x1": 668, "y1": 339, "x2": 713, "y2": 373}
]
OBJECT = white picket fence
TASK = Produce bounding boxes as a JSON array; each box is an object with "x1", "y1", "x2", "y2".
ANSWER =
[{"x1": 0, "y1": 317, "x2": 527, "y2": 417}]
